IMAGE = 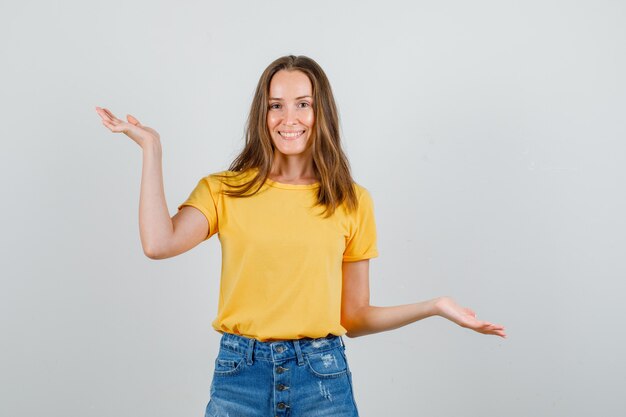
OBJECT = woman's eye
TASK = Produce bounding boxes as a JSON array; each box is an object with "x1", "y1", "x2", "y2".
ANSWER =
[
  {"x1": 298, "y1": 102, "x2": 311, "y2": 108},
  {"x1": 269, "y1": 103, "x2": 281, "y2": 110}
]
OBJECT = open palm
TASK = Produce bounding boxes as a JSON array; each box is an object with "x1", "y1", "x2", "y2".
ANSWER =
[
  {"x1": 95, "y1": 106, "x2": 160, "y2": 149},
  {"x1": 435, "y1": 296, "x2": 507, "y2": 338}
]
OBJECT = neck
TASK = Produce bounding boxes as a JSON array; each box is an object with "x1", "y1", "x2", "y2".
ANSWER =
[{"x1": 269, "y1": 152, "x2": 318, "y2": 183}]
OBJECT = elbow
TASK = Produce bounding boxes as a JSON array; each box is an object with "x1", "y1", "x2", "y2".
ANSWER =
[
  {"x1": 343, "y1": 325, "x2": 367, "y2": 338},
  {"x1": 341, "y1": 318, "x2": 362, "y2": 339},
  {"x1": 144, "y1": 239, "x2": 181, "y2": 260},
  {"x1": 143, "y1": 244, "x2": 164, "y2": 260},
  {"x1": 143, "y1": 248, "x2": 159, "y2": 260},
  {"x1": 341, "y1": 305, "x2": 371, "y2": 338},
  {"x1": 342, "y1": 321, "x2": 355, "y2": 338},
  {"x1": 344, "y1": 328, "x2": 368, "y2": 338}
]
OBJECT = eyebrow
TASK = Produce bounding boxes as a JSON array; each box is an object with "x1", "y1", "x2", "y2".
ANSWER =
[{"x1": 268, "y1": 95, "x2": 312, "y2": 101}]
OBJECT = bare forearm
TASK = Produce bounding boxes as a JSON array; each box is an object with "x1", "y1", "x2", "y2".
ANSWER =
[
  {"x1": 343, "y1": 298, "x2": 441, "y2": 338},
  {"x1": 138, "y1": 140, "x2": 173, "y2": 257}
]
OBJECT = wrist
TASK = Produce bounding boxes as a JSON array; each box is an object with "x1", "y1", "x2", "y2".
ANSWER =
[
  {"x1": 142, "y1": 138, "x2": 162, "y2": 155},
  {"x1": 429, "y1": 296, "x2": 445, "y2": 317}
]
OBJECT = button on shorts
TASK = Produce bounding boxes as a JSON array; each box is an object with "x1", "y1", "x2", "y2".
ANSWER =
[{"x1": 204, "y1": 331, "x2": 360, "y2": 416}]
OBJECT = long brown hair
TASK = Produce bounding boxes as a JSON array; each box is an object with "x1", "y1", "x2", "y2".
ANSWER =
[{"x1": 214, "y1": 54, "x2": 358, "y2": 217}]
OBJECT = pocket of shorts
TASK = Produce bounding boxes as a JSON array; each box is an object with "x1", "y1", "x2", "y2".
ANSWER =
[
  {"x1": 213, "y1": 348, "x2": 245, "y2": 377},
  {"x1": 305, "y1": 346, "x2": 349, "y2": 379},
  {"x1": 338, "y1": 345, "x2": 352, "y2": 375}
]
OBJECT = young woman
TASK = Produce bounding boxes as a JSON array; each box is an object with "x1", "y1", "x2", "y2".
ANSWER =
[{"x1": 96, "y1": 55, "x2": 506, "y2": 417}]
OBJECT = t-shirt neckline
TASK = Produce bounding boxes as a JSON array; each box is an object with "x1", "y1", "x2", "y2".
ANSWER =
[
  {"x1": 264, "y1": 177, "x2": 321, "y2": 190},
  {"x1": 244, "y1": 167, "x2": 321, "y2": 189}
]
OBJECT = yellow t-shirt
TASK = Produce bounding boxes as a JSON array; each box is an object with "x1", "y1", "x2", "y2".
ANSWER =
[{"x1": 177, "y1": 168, "x2": 378, "y2": 342}]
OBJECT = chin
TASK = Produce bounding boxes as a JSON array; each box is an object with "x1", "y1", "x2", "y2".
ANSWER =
[
  {"x1": 274, "y1": 147, "x2": 309, "y2": 157},
  {"x1": 271, "y1": 138, "x2": 311, "y2": 157}
]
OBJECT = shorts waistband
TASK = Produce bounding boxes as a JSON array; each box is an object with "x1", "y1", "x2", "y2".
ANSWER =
[{"x1": 218, "y1": 332, "x2": 345, "y2": 365}]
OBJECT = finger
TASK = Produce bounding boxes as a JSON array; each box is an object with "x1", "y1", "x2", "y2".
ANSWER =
[
  {"x1": 106, "y1": 117, "x2": 122, "y2": 126},
  {"x1": 108, "y1": 114, "x2": 123, "y2": 126},
  {"x1": 473, "y1": 323, "x2": 500, "y2": 333},
  {"x1": 492, "y1": 330, "x2": 506, "y2": 337},
  {"x1": 95, "y1": 107, "x2": 112, "y2": 122},
  {"x1": 102, "y1": 107, "x2": 115, "y2": 118},
  {"x1": 127, "y1": 114, "x2": 141, "y2": 126},
  {"x1": 102, "y1": 120, "x2": 119, "y2": 132},
  {"x1": 103, "y1": 108, "x2": 121, "y2": 122},
  {"x1": 491, "y1": 328, "x2": 507, "y2": 337},
  {"x1": 482, "y1": 322, "x2": 504, "y2": 329},
  {"x1": 482, "y1": 328, "x2": 505, "y2": 337},
  {"x1": 98, "y1": 108, "x2": 118, "y2": 124}
]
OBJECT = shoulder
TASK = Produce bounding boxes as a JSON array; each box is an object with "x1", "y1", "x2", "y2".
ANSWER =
[
  {"x1": 352, "y1": 182, "x2": 375, "y2": 203},
  {"x1": 204, "y1": 168, "x2": 256, "y2": 188},
  {"x1": 340, "y1": 181, "x2": 375, "y2": 217}
]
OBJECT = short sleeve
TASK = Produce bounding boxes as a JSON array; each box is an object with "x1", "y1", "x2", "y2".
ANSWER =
[
  {"x1": 177, "y1": 176, "x2": 220, "y2": 241},
  {"x1": 343, "y1": 187, "x2": 379, "y2": 262}
]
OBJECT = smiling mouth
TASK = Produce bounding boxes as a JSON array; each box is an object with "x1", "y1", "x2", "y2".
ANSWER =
[{"x1": 279, "y1": 130, "x2": 305, "y2": 139}]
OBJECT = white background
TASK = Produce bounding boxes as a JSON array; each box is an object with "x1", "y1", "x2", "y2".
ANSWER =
[{"x1": 1, "y1": 1, "x2": 625, "y2": 416}]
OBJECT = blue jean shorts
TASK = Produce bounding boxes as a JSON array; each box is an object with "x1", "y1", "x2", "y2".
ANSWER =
[{"x1": 204, "y1": 331, "x2": 360, "y2": 416}]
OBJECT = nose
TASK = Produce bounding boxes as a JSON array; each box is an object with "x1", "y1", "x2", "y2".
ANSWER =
[{"x1": 283, "y1": 106, "x2": 298, "y2": 126}]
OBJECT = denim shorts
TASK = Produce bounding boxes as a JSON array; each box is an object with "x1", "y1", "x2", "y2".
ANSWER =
[{"x1": 204, "y1": 331, "x2": 360, "y2": 417}]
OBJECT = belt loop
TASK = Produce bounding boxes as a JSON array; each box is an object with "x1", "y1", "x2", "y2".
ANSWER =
[
  {"x1": 339, "y1": 335, "x2": 345, "y2": 348},
  {"x1": 246, "y1": 337, "x2": 255, "y2": 365},
  {"x1": 293, "y1": 339, "x2": 304, "y2": 366}
]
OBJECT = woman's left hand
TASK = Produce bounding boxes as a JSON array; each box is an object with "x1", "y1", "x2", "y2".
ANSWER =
[{"x1": 433, "y1": 296, "x2": 507, "y2": 338}]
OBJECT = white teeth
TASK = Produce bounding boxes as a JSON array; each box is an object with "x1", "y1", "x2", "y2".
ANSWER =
[{"x1": 279, "y1": 130, "x2": 304, "y2": 138}]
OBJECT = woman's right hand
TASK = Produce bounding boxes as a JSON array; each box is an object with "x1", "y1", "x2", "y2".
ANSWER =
[{"x1": 95, "y1": 106, "x2": 160, "y2": 149}]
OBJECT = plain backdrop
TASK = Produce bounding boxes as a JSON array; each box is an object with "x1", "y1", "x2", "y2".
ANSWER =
[{"x1": 1, "y1": 1, "x2": 625, "y2": 416}]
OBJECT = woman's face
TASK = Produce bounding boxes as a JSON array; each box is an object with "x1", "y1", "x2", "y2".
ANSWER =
[{"x1": 267, "y1": 70, "x2": 315, "y2": 158}]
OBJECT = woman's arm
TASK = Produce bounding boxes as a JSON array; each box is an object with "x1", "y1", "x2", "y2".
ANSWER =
[
  {"x1": 340, "y1": 260, "x2": 506, "y2": 338},
  {"x1": 96, "y1": 107, "x2": 209, "y2": 259}
]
